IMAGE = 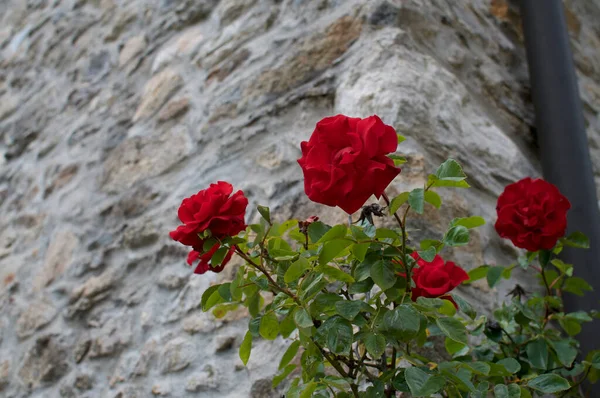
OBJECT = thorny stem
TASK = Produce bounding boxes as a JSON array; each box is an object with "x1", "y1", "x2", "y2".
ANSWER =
[
  {"x1": 382, "y1": 191, "x2": 412, "y2": 310},
  {"x1": 234, "y1": 246, "x2": 302, "y2": 307}
]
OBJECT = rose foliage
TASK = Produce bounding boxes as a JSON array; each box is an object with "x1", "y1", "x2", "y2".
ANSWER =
[{"x1": 170, "y1": 114, "x2": 599, "y2": 397}]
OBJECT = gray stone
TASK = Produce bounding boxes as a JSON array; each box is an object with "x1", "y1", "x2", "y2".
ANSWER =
[
  {"x1": 214, "y1": 335, "x2": 236, "y2": 352},
  {"x1": 0, "y1": 360, "x2": 9, "y2": 390},
  {"x1": 133, "y1": 68, "x2": 183, "y2": 122},
  {"x1": 101, "y1": 127, "x2": 192, "y2": 192},
  {"x1": 157, "y1": 268, "x2": 188, "y2": 290},
  {"x1": 18, "y1": 334, "x2": 69, "y2": 389},
  {"x1": 159, "y1": 337, "x2": 196, "y2": 374},
  {"x1": 88, "y1": 316, "x2": 132, "y2": 358},
  {"x1": 250, "y1": 378, "x2": 280, "y2": 398},
  {"x1": 185, "y1": 365, "x2": 219, "y2": 392},
  {"x1": 119, "y1": 35, "x2": 146, "y2": 68},
  {"x1": 16, "y1": 299, "x2": 57, "y2": 339},
  {"x1": 34, "y1": 231, "x2": 78, "y2": 290}
]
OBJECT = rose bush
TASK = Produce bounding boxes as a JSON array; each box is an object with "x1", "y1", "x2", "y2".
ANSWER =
[{"x1": 170, "y1": 114, "x2": 598, "y2": 397}]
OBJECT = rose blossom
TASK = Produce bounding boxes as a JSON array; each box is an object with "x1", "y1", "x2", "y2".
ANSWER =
[
  {"x1": 170, "y1": 181, "x2": 248, "y2": 274},
  {"x1": 297, "y1": 114, "x2": 400, "y2": 214},
  {"x1": 495, "y1": 177, "x2": 570, "y2": 252},
  {"x1": 410, "y1": 252, "x2": 468, "y2": 307}
]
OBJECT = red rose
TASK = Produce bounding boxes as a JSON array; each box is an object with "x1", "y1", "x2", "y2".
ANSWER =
[
  {"x1": 410, "y1": 252, "x2": 468, "y2": 306},
  {"x1": 170, "y1": 181, "x2": 248, "y2": 274},
  {"x1": 297, "y1": 114, "x2": 401, "y2": 214},
  {"x1": 495, "y1": 178, "x2": 570, "y2": 252}
]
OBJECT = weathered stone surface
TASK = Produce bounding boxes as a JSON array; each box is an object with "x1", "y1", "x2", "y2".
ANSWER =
[
  {"x1": 119, "y1": 35, "x2": 146, "y2": 68},
  {"x1": 18, "y1": 334, "x2": 69, "y2": 389},
  {"x1": 16, "y1": 299, "x2": 57, "y2": 339},
  {"x1": 34, "y1": 231, "x2": 78, "y2": 290},
  {"x1": 214, "y1": 334, "x2": 236, "y2": 352},
  {"x1": 159, "y1": 337, "x2": 196, "y2": 374},
  {"x1": 133, "y1": 68, "x2": 183, "y2": 122},
  {"x1": 88, "y1": 316, "x2": 132, "y2": 358},
  {"x1": 152, "y1": 26, "x2": 204, "y2": 74},
  {"x1": 185, "y1": 365, "x2": 219, "y2": 392},
  {"x1": 158, "y1": 97, "x2": 190, "y2": 122},
  {"x1": 250, "y1": 378, "x2": 280, "y2": 398},
  {"x1": 102, "y1": 127, "x2": 192, "y2": 192},
  {"x1": 1, "y1": 0, "x2": 600, "y2": 397},
  {"x1": 0, "y1": 360, "x2": 9, "y2": 390}
]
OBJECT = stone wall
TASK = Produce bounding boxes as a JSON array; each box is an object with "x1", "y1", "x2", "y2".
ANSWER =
[{"x1": 1, "y1": 0, "x2": 599, "y2": 397}]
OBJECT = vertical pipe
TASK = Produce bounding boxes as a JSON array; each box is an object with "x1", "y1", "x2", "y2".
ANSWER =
[{"x1": 519, "y1": 0, "x2": 600, "y2": 360}]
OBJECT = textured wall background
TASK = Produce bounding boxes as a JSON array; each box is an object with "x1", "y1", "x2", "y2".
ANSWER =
[{"x1": 1, "y1": 0, "x2": 600, "y2": 397}]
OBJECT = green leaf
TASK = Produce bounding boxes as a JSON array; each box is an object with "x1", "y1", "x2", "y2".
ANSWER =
[
  {"x1": 527, "y1": 374, "x2": 570, "y2": 394},
  {"x1": 497, "y1": 358, "x2": 521, "y2": 374},
  {"x1": 257, "y1": 205, "x2": 271, "y2": 224},
  {"x1": 397, "y1": 134, "x2": 406, "y2": 144},
  {"x1": 279, "y1": 341, "x2": 301, "y2": 370},
  {"x1": 520, "y1": 387, "x2": 532, "y2": 398},
  {"x1": 322, "y1": 265, "x2": 355, "y2": 283},
  {"x1": 335, "y1": 300, "x2": 363, "y2": 320},
  {"x1": 560, "y1": 317, "x2": 582, "y2": 336},
  {"x1": 370, "y1": 260, "x2": 397, "y2": 291},
  {"x1": 299, "y1": 381, "x2": 319, "y2": 398},
  {"x1": 273, "y1": 364, "x2": 295, "y2": 388},
  {"x1": 318, "y1": 225, "x2": 347, "y2": 243},
  {"x1": 487, "y1": 266, "x2": 505, "y2": 288},
  {"x1": 563, "y1": 277, "x2": 593, "y2": 296},
  {"x1": 364, "y1": 332, "x2": 386, "y2": 358},
  {"x1": 551, "y1": 259, "x2": 573, "y2": 276},
  {"x1": 351, "y1": 243, "x2": 370, "y2": 262},
  {"x1": 390, "y1": 192, "x2": 410, "y2": 215},
  {"x1": 324, "y1": 317, "x2": 353, "y2": 355},
  {"x1": 408, "y1": 188, "x2": 425, "y2": 215},
  {"x1": 405, "y1": 367, "x2": 445, "y2": 397},
  {"x1": 239, "y1": 331, "x2": 252, "y2": 366},
  {"x1": 466, "y1": 265, "x2": 489, "y2": 284},
  {"x1": 494, "y1": 384, "x2": 509, "y2": 398},
  {"x1": 467, "y1": 362, "x2": 491, "y2": 376},
  {"x1": 424, "y1": 191, "x2": 442, "y2": 209},
  {"x1": 563, "y1": 231, "x2": 589, "y2": 249},
  {"x1": 445, "y1": 338, "x2": 469, "y2": 357},
  {"x1": 308, "y1": 221, "x2": 331, "y2": 243},
  {"x1": 526, "y1": 339, "x2": 549, "y2": 370},
  {"x1": 549, "y1": 340, "x2": 577, "y2": 367},
  {"x1": 285, "y1": 257, "x2": 310, "y2": 283},
  {"x1": 280, "y1": 311, "x2": 297, "y2": 338},
  {"x1": 436, "y1": 317, "x2": 468, "y2": 345},
  {"x1": 435, "y1": 159, "x2": 467, "y2": 181},
  {"x1": 319, "y1": 239, "x2": 352, "y2": 265},
  {"x1": 417, "y1": 246, "x2": 436, "y2": 262},
  {"x1": 444, "y1": 225, "x2": 470, "y2": 247},
  {"x1": 389, "y1": 154, "x2": 407, "y2": 167},
  {"x1": 323, "y1": 376, "x2": 351, "y2": 391},
  {"x1": 451, "y1": 294, "x2": 477, "y2": 319},
  {"x1": 202, "y1": 285, "x2": 224, "y2": 311},
  {"x1": 507, "y1": 384, "x2": 521, "y2": 398},
  {"x1": 294, "y1": 308, "x2": 314, "y2": 329},
  {"x1": 259, "y1": 312, "x2": 280, "y2": 340},
  {"x1": 383, "y1": 305, "x2": 421, "y2": 339},
  {"x1": 428, "y1": 174, "x2": 471, "y2": 188},
  {"x1": 451, "y1": 216, "x2": 485, "y2": 229}
]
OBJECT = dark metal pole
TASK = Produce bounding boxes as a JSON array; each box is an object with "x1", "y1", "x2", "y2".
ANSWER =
[{"x1": 519, "y1": 0, "x2": 600, "y2": 358}]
